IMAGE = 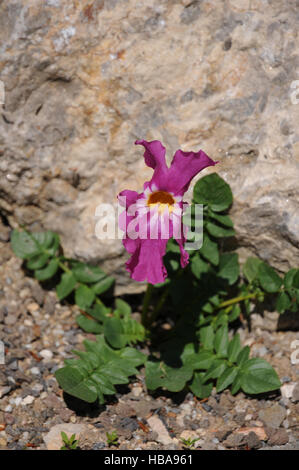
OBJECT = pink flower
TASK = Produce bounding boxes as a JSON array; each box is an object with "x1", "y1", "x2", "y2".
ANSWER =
[{"x1": 118, "y1": 140, "x2": 217, "y2": 285}]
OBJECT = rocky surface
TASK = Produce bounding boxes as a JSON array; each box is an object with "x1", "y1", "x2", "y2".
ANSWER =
[
  {"x1": 0, "y1": 241, "x2": 299, "y2": 450},
  {"x1": 0, "y1": 1, "x2": 299, "y2": 291}
]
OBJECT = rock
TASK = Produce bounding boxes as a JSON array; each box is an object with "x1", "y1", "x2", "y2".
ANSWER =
[
  {"x1": 0, "y1": 436, "x2": 7, "y2": 448},
  {"x1": 22, "y1": 395, "x2": 35, "y2": 406},
  {"x1": 281, "y1": 383, "x2": 296, "y2": 402},
  {"x1": 246, "y1": 431, "x2": 262, "y2": 449},
  {"x1": 1, "y1": 1, "x2": 299, "y2": 291},
  {"x1": 43, "y1": 423, "x2": 87, "y2": 451},
  {"x1": 44, "y1": 294, "x2": 57, "y2": 316},
  {"x1": 40, "y1": 349, "x2": 53, "y2": 360},
  {"x1": 27, "y1": 303, "x2": 39, "y2": 315},
  {"x1": 259, "y1": 404, "x2": 287, "y2": 428},
  {"x1": 4, "y1": 314, "x2": 18, "y2": 326},
  {"x1": 0, "y1": 386, "x2": 11, "y2": 399},
  {"x1": 29, "y1": 281, "x2": 45, "y2": 306},
  {"x1": 147, "y1": 415, "x2": 173, "y2": 446},
  {"x1": 131, "y1": 386, "x2": 143, "y2": 397},
  {"x1": 4, "y1": 413, "x2": 15, "y2": 426},
  {"x1": 223, "y1": 433, "x2": 246, "y2": 449},
  {"x1": 119, "y1": 417, "x2": 138, "y2": 433},
  {"x1": 0, "y1": 220, "x2": 10, "y2": 242},
  {"x1": 214, "y1": 428, "x2": 232, "y2": 442},
  {"x1": 267, "y1": 428, "x2": 289, "y2": 446},
  {"x1": 291, "y1": 383, "x2": 299, "y2": 403},
  {"x1": 132, "y1": 400, "x2": 163, "y2": 419},
  {"x1": 236, "y1": 426, "x2": 267, "y2": 441}
]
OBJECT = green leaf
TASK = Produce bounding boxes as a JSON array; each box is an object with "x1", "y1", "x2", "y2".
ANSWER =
[
  {"x1": 47, "y1": 233, "x2": 60, "y2": 256},
  {"x1": 206, "y1": 222, "x2": 235, "y2": 238},
  {"x1": 276, "y1": 291, "x2": 291, "y2": 314},
  {"x1": 228, "y1": 304, "x2": 241, "y2": 322},
  {"x1": 26, "y1": 253, "x2": 50, "y2": 270},
  {"x1": 202, "y1": 360, "x2": 227, "y2": 383},
  {"x1": 103, "y1": 317, "x2": 125, "y2": 349},
  {"x1": 214, "y1": 311, "x2": 229, "y2": 329},
  {"x1": 243, "y1": 257, "x2": 262, "y2": 283},
  {"x1": 218, "y1": 253, "x2": 239, "y2": 285},
  {"x1": 236, "y1": 346, "x2": 250, "y2": 366},
  {"x1": 258, "y1": 262, "x2": 282, "y2": 293},
  {"x1": 34, "y1": 258, "x2": 59, "y2": 281},
  {"x1": 181, "y1": 345, "x2": 214, "y2": 370},
  {"x1": 228, "y1": 334, "x2": 242, "y2": 363},
  {"x1": 114, "y1": 299, "x2": 131, "y2": 318},
  {"x1": 214, "y1": 325, "x2": 229, "y2": 358},
  {"x1": 231, "y1": 372, "x2": 242, "y2": 395},
  {"x1": 56, "y1": 272, "x2": 77, "y2": 300},
  {"x1": 104, "y1": 317, "x2": 146, "y2": 349},
  {"x1": 239, "y1": 358, "x2": 281, "y2": 394},
  {"x1": 284, "y1": 269, "x2": 299, "y2": 289},
  {"x1": 75, "y1": 285, "x2": 95, "y2": 310},
  {"x1": 191, "y1": 255, "x2": 209, "y2": 279},
  {"x1": 190, "y1": 373, "x2": 213, "y2": 399},
  {"x1": 209, "y1": 213, "x2": 234, "y2": 227},
  {"x1": 55, "y1": 365, "x2": 98, "y2": 403},
  {"x1": 193, "y1": 173, "x2": 233, "y2": 212},
  {"x1": 216, "y1": 366, "x2": 238, "y2": 393},
  {"x1": 200, "y1": 235, "x2": 219, "y2": 266},
  {"x1": 92, "y1": 277, "x2": 115, "y2": 295},
  {"x1": 11, "y1": 230, "x2": 53, "y2": 259},
  {"x1": 71, "y1": 263, "x2": 106, "y2": 283},
  {"x1": 76, "y1": 314, "x2": 103, "y2": 334},
  {"x1": 199, "y1": 325, "x2": 215, "y2": 351},
  {"x1": 55, "y1": 336, "x2": 146, "y2": 404},
  {"x1": 145, "y1": 361, "x2": 193, "y2": 393},
  {"x1": 86, "y1": 303, "x2": 109, "y2": 321},
  {"x1": 166, "y1": 238, "x2": 181, "y2": 254}
]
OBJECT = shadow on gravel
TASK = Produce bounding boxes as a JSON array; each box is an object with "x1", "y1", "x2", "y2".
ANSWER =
[{"x1": 63, "y1": 384, "x2": 131, "y2": 416}]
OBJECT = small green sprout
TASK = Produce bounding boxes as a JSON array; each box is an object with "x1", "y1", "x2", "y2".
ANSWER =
[
  {"x1": 180, "y1": 436, "x2": 200, "y2": 449},
  {"x1": 106, "y1": 430, "x2": 119, "y2": 447},
  {"x1": 60, "y1": 432, "x2": 78, "y2": 450}
]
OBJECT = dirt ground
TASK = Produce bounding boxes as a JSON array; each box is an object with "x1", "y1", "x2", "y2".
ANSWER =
[{"x1": 0, "y1": 238, "x2": 299, "y2": 451}]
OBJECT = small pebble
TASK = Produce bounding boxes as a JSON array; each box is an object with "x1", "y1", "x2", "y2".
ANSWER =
[
  {"x1": 27, "y1": 302, "x2": 39, "y2": 314},
  {"x1": 40, "y1": 349, "x2": 53, "y2": 360},
  {"x1": 22, "y1": 395, "x2": 35, "y2": 406}
]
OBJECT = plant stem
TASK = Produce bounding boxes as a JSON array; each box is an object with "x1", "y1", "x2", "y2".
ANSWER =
[
  {"x1": 149, "y1": 286, "x2": 170, "y2": 325},
  {"x1": 141, "y1": 283, "x2": 154, "y2": 327},
  {"x1": 218, "y1": 293, "x2": 256, "y2": 309},
  {"x1": 57, "y1": 260, "x2": 71, "y2": 273}
]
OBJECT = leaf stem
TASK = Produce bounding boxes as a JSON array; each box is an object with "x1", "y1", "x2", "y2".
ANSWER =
[{"x1": 218, "y1": 293, "x2": 256, "y2": 309}]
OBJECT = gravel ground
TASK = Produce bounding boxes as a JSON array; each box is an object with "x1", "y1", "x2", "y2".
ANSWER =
[{"x1": 0, "y1": 236, "x2": 299, "y2": 451}]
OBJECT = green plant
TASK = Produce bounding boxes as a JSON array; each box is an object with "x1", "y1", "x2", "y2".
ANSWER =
[
  {"x1": 106, "y1": 430, "x2": 119, "y2": 447},
  {"x1": 11, "y1": 173, "x2": 297, "y2": 405},
  {"x1": 60, "y1": 432, "x2": 78, "y2": 450},
  {"x1": 55, "y1": 336, "x2": 146, "y2": 404},
  {"x1": 180, "y1": 436, "x2": 200, "y2": 449}
]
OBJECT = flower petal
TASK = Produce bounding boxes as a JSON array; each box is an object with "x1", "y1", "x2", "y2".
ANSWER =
[
  {"x1": 126, "y1": 238, "x2": 168, "y2": 285},
  {"x1": 167, "y1": 149, "x2": 217, "y2": 195},
  {"x1": 176, "y1": 236, "x2": 189, "y2": 268},
  {"x1": 135, "y1": 139, "x2": 169, "y2": 190},
  {"x1": 118, "y1": 189, "x2": 139, "y2": 208}
]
